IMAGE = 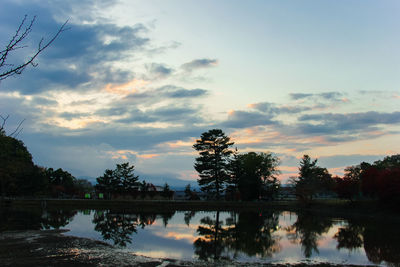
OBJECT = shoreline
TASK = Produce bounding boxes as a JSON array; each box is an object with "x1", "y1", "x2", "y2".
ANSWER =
[
  {"x1": 0, "y1": 229, "x2": 374, "y2": 267},
  {"x1": 4, "y1": 198, "x2": 399, "y2": 221}
]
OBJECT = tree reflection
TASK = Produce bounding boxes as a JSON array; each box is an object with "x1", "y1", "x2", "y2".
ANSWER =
[
  {"x1": 362, "y1": 222, "x2": 400, "y2": 265},
  {"x1": 0, "y1": 208, "x2": 43, "y2": 231},
  {"x1": 194, "y1": 211, "x2": 231, "y2": 260},
  {"x1": 93, "y1": 210, "x2": 140, "y2": 246},
  {"x1": 0, "y1": 208, "x2": 76, "y2": 231},
  {"x1": 285, "y1": 211, "x2": 332, "y2": 258},
  {"x1": 184, "y1": 211, "x2": 197, "y2": 226},
  {"x1": 332, "y1": 218, "x2": 400, "y2": 265},
  {"x1": 41, "y1": 209, "x2": 77, "y2": 229},
  {"x1": 92, "y1": 210, "x2": 176, "y2": 247},
  {"x1": 160, "y1": 211, "x2": 175, "y2": 227},
  {"x1": 194, "y1": 211, "x2": 281, "y2": 261},
  {"x1": 334, "y1": 223, "x2": 364, "y2": 251},
  {"x1": 226, "y1": 211, "x2": 281, "y2": 258}
]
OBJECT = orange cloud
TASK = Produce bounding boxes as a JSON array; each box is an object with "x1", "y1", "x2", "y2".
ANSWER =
[
  {"x1": 137, "y1": 154, "x2": 160, "y2": 159},
  {"x1": 107, "y1": 149, "x2": 137, "y2": 159},
  {"x1": 104, "y1": 79, "x2": 149, "y2": 95},
  {"x1": 161, "y1": 140, "x2": 195, "y2": 148},
  {"x1": 52, "y1": 118, "x2": 104, "y2": 130}
]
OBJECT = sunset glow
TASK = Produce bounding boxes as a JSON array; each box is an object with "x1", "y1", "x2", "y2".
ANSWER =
[{"x1": 0, "y1": 0, "x2": 398, "y2": 185}]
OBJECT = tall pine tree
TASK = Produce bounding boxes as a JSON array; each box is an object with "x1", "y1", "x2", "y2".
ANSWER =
[{"x1": 193, "y1": 129, "x2": 234, "y2": 200}]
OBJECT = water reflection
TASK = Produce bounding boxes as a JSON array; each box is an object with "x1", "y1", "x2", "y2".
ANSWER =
[
  {"x1": 194, "y1": 211, "x2": 231, "y2": 260},
  {"x1": 227, "y1": 211, "x2": 281, "y2": 258},
  {"x1": 0, "y1": 207, "x2": 76, "y2": 231},
  {"x1": 1, "y1": 207, "x2": 400, "y2": 265},
  {"x1": 192, "y1": 211, "x2": 281, "y2": 261},
  {"x1": 41, "y1": 209, "x2": 77, "y2": 229},
  {"x1": 334, "y1": 218, "x2": 400, "y2": 265},
  {"x1": 92, "y1": 210, "x2": 175, "y2": 246},
  {"x1": 334, "y1": 223, "x2": 364, "y2": 251},
  {"x1": 285, "y1": 211, "x2": 333, "y2": 258}
]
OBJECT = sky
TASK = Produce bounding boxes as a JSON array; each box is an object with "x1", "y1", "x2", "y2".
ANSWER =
[{"x1": 1, "y1": 0, "x2": 399, "y2": 186}]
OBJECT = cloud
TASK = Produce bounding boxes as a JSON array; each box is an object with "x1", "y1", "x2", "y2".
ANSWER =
[
  {"x1": 319, "y1": 92, "x2": 342, "y2": 100},
  {"x1": 59, "y1": 111, "x2": 91, "y2": 120},
  {"x1": 298, "y1": 111, "x2": 400, "y2": 132},
  {"x1": 181, "y1": 58, "x2": 218, "y2": 72},
  {"x1": 31, "y1": 97, "x2": 58, "y2": 106},
  {"x1": 146, "y1": 63, "x2": 174, "y2": 79},
  {"x1": 249, "y1": 102, "x2": 311, "y2": 114},
  {"x1": 1, "y1": 3, "x2": 150, "y2": 94},
  {"x1": 162, "y1": 87, "x2": 207, "y2": 98},
  {"x1": 115, "y1": 105, "x2": 203, "y2": 125},
  {"x1": 221, "y1": 110, "x2": 276, "y2": 129},
  {"x1": 121, "y1": 85, "x2": 208, "y2": 105},
  {"x1": 289, "y1": 92, "x2": 344, "y2": 102},
  {"x1": 289, "y1": 93, "x2": 313, "y2": 100}
]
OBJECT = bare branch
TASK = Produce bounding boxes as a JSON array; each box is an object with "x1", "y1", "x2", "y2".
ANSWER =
[
  {"x1": 9, "y1": 118, "x2": 26, "y2": 137},
  {"x1": 0, "y1": 115, "x2": 25, "y2": 137},
  {"x1": 0, "y1": 114, "x2": 10, "y2": 131},
  {"x1": 0, "y1": 16, "x2": 69, "y2": 81}
]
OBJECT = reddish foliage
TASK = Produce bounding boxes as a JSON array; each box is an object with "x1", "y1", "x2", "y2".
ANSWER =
[
  {"x1": 334, "y1": 176, "x2": 359, "y2": 201},
  {"x1": 361, "y1": 167, "x2": 400, "y2": 203}
]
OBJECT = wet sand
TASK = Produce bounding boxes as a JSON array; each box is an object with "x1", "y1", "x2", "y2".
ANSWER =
[{"x1": 0, "y1": 229, "x2": 369, "y2": 267}]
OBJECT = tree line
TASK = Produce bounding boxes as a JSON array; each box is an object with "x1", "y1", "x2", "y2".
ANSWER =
[
  {"x1": 192, "y1": 129, "x2": 281, "y2": 201},
  {"x1": 0, "y1": 129, "x2": 173, "y2": 199},
  {"x1": 192, "y1": 129, "x2": 400, "y2": 205},
  {"x1": 1, "y1": 126, "x2": 399, "y2": 203},
  {"x1": 95, "y1": 162, "x2": 173, "y2": 200},
  {"x1": 0, "y1": 131, "x2": 94, "y2": 198}
]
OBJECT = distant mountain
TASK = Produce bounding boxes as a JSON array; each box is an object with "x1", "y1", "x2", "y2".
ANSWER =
[
  {"x1": 137, "y1": 172, "x2": 198, "y2": 190},
  {"x1": 77, "y1": 173, "x2": 199, "y2": 191}
]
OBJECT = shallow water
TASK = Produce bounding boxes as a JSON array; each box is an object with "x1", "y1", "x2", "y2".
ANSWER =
[{"x1": 1, "y1": 207, "x2": 399, "y2": 266}]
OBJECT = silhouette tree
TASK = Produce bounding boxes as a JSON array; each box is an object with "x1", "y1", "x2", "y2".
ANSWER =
[
  {"x1": 162, "y1": 183, "x2": 173, "y2": 199},
  {"x1": 373, "y1": 154, "x2": 400, "y2": 169},
  {"x1": 334, "y1": 163, "x2": 371, "y2": 201},
  {"x1": 193, "y1": 129, "x2": 234, "y2": 200},
  {"x1": 96, "y1": 169, "x2": 118, "y2": 199},
  {"x1": 184, "y1": 184, "x2": 192, "y2": 200},
  {"x1": 0, "y1": 133, "x2": 45, "y2": 198},
  {"x1": 114, "y1": 162, "x2": 139, "y2": 194},
  {"x1": 96, "y1": 162, "x2": 139, "y2": 199},
  {"x1": 293, "y1": 155, "x2": 332, "y2": 202},
  {"x1": 233, "y1": 152, "x2": 280, "y2": 201},
  {"x1": 45, "y1": 167, "x2": 76, "y2": 197}
]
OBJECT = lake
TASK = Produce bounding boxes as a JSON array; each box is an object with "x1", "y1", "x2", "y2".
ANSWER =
[{"x1": 1, "y1": 207, "x2": 399, "y2": 266}]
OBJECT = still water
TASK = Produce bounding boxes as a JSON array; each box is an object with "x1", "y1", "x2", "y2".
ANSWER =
[{"x1": 1, "y1": 208, "x2": 399, "y2": 265}]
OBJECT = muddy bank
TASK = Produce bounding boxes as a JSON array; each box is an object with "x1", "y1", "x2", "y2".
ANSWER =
[
  {"x1": 0, "y1": 229, "x2": 192, "y2": 266},
  {"x1": 0, "y1": 229, "x2": 370, "y2": 267}
]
